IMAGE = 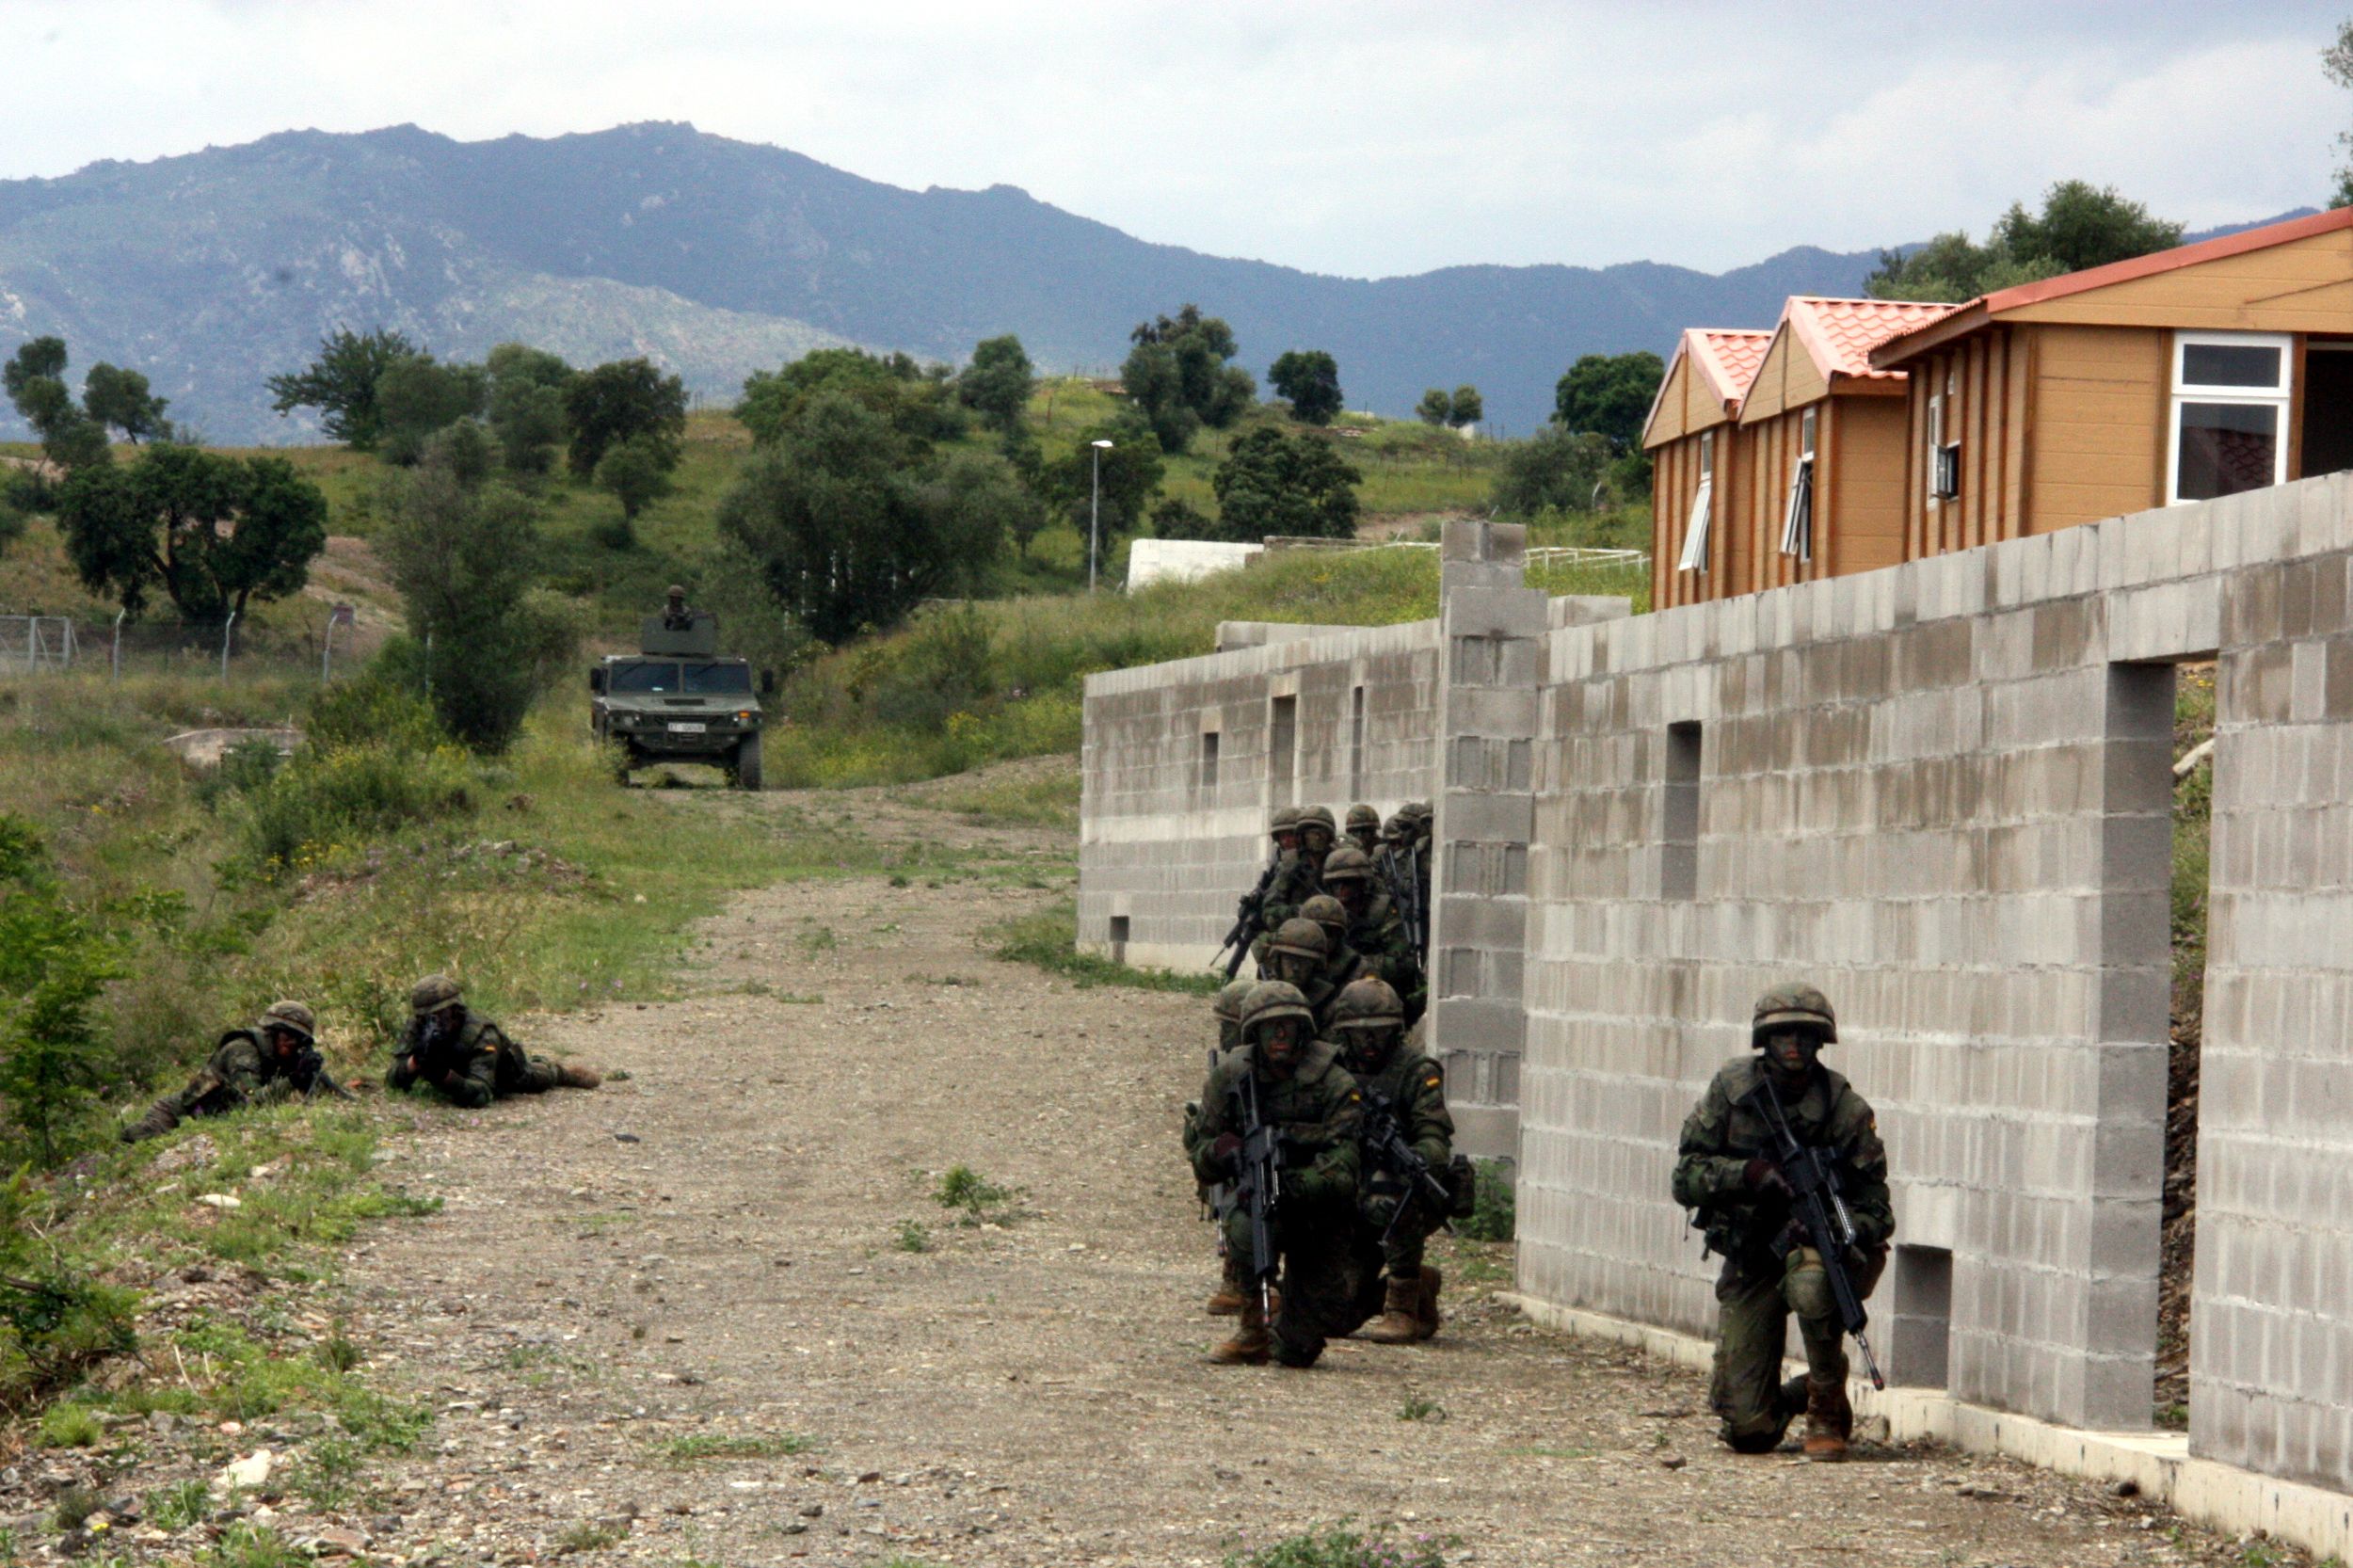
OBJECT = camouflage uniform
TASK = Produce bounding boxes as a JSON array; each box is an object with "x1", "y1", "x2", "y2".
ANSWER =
[
  {"x1": 1188, "y1": 983, "x2": 1364, "y2": 1368},
  {"x1": 388, "y1": 974, "x2": 599, "y2": 1107},
  {"x1": 121, "y1": 1001, "x2": 328, "y2": 1144},
  {"x1": 1344, "y1": 803, "x2": 1382, "y2": 856},
  {"x1": 1318, "y1": 846, "x2": 1422, "y2": 1020},
  {"x1": 1193, "y1": 980, "x2": 1257, "y2": 1316},
  {"x1": 662, "y1": 584, "x2": 696, "y2": 631},
  {"x1": 1300, "y1": 895, "x2": 1368, "y2": 1004},
  {"x1": 1249, "y1": 807, "x2": 1310, "y2": 965},
  {"x1": 1671, "y1": 984, "x2": 1893, "y2": 1460},
  {"x1": 1257, "y1": 918, "x2": 1337, "y2": 1030},
  {"x1": 1332, "y1": 978, "x2": 1453, "y2": 1343}
]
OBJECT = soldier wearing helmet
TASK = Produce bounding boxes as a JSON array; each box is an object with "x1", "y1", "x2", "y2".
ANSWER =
[
  {"x1": 122, "y1": 1000, "x2": 341, "y2": 1143},
  {"x1": 1328, "y1": 977, "x2": 1454, "y2": 1344},
  {"x1": 1257, "y1": 917, "x2": 1336, "y2": 1022},
  {"x1": 1247, "y1": 806, "x2": 1317, "y2": 966},
  {"x1": 1189, "y1": 979, "x2": 1260, "y2": 1317},
  {"x1": 663, "y1": 584, "x2": 696, "y2": 631},
  {"x1": 1317, "y1": 845, "x2": 1421, "y2": 1019},
  {"x1": 1299, "y1": 894, "x2": 1367, "y2": 1020},
  {"x1": 389, "y1": 974, "x2": 601, "y2": 1107},
  {"x1": 1672, "y1": 983, "x2": 1893, "y2": 1463},
  {"x1": 1186, "y1": 981, "x2": 1363, "y2": 1368},
  {"x1": 1343, "y1": 803, "x2": 1382, "y2": 856}
]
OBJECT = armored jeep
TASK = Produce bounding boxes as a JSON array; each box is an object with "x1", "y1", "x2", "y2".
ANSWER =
[{"x1": 588, "y1": 609, "x2": 766, "y2": 789}]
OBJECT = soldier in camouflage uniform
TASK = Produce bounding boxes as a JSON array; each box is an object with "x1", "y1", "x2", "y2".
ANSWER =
[
  {"x1": 1248, "y1": 807, "x2": 1310, "y2": 966},
  {"x1": 1344, "y1": 803, "x2": 1382, "y2": 856},
  {"x1": 121, "y1": 1000, "x2": 338, "y2": 1143},
  {"x1": 1193, "y1": 979, "x2": 1258, "y2": 1316},
  {"x1": 1330, "y1": 977, "x2": 1452, "y2": 1343},
  {"x1": 1300, "y1": 894, "x2": 1368, "y2": 1000},
  {"x1": 1257, "y1": 918, "x2": 1340, "y2": 1032},
  {"x1": 389, "y1": 975, "x2": 601, "y2": 1107},
  {"x1": 1317, "y1": 846, "x2": 1421, "y2": 1020},
  {"x1": 1672, "y1": 984, "x2": 1893, "y2": 1461},
  {"x1": 1188, "y1": 982, "x2": 1364, "y2": 1367}
]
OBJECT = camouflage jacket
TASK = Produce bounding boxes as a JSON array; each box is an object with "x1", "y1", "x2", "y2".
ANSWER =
[
  {"x1": 191, "y1": 1030, "x2": 300, "y2": 1112},
  {"x1": 1671, "y1": 1055, "x2": 1894, "y2": 1264},
  {"x1": 1188, "y1": 1039, "x2": 1363, "y2": 1208},
  {"x1": 388, "y1": 1008, "x2": 511, "y2": 1110},
  {"x1": 1352, "y1": 1044, "x2": 1453, "y2": 1190},
  {"x1": 1349, "y1": 893, "x2": 1420, "y2": 997},
  {"x1": 1257, "y1": 852, "x2": 1323, "y2": 934}
]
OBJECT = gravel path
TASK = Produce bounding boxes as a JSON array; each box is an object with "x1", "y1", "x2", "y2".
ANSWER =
[{"x1": 328, "y1": 778, "x2": 2265, "y2": 1568}]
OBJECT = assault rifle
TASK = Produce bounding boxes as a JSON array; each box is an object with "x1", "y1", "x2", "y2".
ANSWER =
[
  {"x1": 1377, "y1": 844, "x2": 1427, "y2": 967},
  {"x1": 293, "y1": 1046, "x2": 359, "y2": 1103},
  {"x1": 1226, "y1": 1066, "x2": 1284, "y2": 1315},
  {"x1": 1362, "y1": 1089, "x2": 1455, "y2": 1245},
  {"x1": 1750, "y1": 1075, "x2": 1885, "y2": 1391},
  {"x1": 1213, "y1": 853, "x2": 1282, "y2": 980}
]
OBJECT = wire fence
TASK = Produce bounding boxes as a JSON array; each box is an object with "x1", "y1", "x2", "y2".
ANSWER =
[
  {"x1": 0, "y1": 605, "x2": 376, "y2": 682},
  {"x1": 0, "y1": 616, "x2": 79, "y2": 675}
]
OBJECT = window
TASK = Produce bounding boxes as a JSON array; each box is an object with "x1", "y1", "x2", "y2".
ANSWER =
[
  {"x1": 1200, "y1": 729, "x2": 1220, "y2": 792},
  {"x1": 609, "y1": 662, "x2": 680, "y2": 694},
  {"x1": 681, "y1": 662, "x2": 752, "y2": 694},
  {"x1": 1348, "y1": 686, "x2": 1366, "y2": 798},
  {"x1": 1781, "y1": 409, "x2": 1816, "y2": 560},
  {"x1": 1675, "y1": 430, "x2": 1715, "y2": 573},
  {"x1": 1662, "y1": 722, "x2": 1701, "y2": 900},
  {"x1": 2169, "y1": 331, "x2": 2292, "y2": 504},
  {"x1": 1926, "y1": 392, "x2": 1958, "y2": 503},
  {"x1": 1268, "y1": 696, "x2": 1297, "y2": 807}
]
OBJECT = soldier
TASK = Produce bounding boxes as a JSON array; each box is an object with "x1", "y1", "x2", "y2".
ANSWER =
[
  {"x1": 1257, "y1": 918, "x2": 1337, "y2": 1027},
  {"x1": 1250, "y1": 806, "x2": 1315, "y2": 964},
  {"x1": 1344, "y1": 803, "x2": 1382, "y2": 856},
  {"x1": 389, "y1": 975, "x2": 601, "y2": 1107},
  {"x1": 1191, "y1": 979, "x2": 1260, "y2": 1317},
  {"x1": 1295, "y1": 806, "x2": 1337, "y2": 874},
  {"x1": 1317, "y1": 845, "x2": 1420, "y2": 1017},
  {"x1": 121, "y1": 1001, "x2": 343, "y2": 1143},
  {"x1": 1300, "y1": 894, "x2": 1367, "y2": 1004},
  {"x1": 1330, "y1": 977, "x2": 1452, "y2": 1343},
  {"x1": 1671, "y1": 984, "x2": 1894, "y2": 1462},
  {"x1": 1188, "y1": 982, "x2": 1364, "y2": 1367},
  {"x1": 662, "y1": 584, "x2": 696, "y2": 631},
  {"x1": 1210, "y1": 977, "x2": 1254, "y2": 1054}
]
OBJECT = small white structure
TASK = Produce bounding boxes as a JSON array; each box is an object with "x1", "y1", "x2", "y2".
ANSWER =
[{"x1": 1124, "y1": 538, "x2": 1261, "y2": 591}]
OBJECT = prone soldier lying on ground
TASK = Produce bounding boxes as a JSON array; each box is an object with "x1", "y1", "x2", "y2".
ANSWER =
[
  {"x1": 1672, "y1": 983, "x2": 1894, "y2": 1462},
  {"x1": 388, "y1": 974, "x2": 601, "y2": 1106},
  {"x1": 121, "y1": 1000, "x2": 352, "y2": 1143},
  {"x1": 1187, "y1": 982, "x2": 1363, "y2": 1368}
]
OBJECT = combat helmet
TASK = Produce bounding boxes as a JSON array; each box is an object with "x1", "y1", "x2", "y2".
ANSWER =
[
  {"x1": 1302, "y1": 893, "x2": 1348, "y2": 939},
  {"x1": 1752, "y1": 983, "x2": 1837, "y2": 1045},
  {"x1": 1240, "y1": 981, "x2": 1315, "y2": 1039},
  {"x1": 1211, "y1": 978, "x2": 1256, "y2": 1027},
  {"x1": 1345, "y1": 803, "x2": 1381, "y2": 834},
  {"x1": 1319, "y1": 845, "x2": 1373, "y2": 886},
  {"x1": 1265, "y1": 918, "x2": 1328, "y2": 964},
  {"x1": 1269, "y1": 805, "x2": 1303, "y2": 840},
  {"x1": 258, "y1": 1000, "x2": 316, "y2": 1042},
  {"x1": 1328, "y1": 976, "x2": 1404, "y2": 1032},
  {"x1": 1298, "y1": 805, "x2": 1337, "y2": 835},
  {"x1": 409, "y1": 973, "x2": 464, "y2": 1016}
]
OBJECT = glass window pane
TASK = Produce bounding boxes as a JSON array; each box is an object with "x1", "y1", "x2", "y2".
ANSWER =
[
  {"x1": 2182, "y1": 343, "x2": 2282, "y2": 390},
  {"x1": 683, "y1": 662, "x2": 751, "y2": 694},
  {"x1": 2175, "y1": 401, "x2": 2279, "y2": 501},
  {"x1": 610, "y1": 663, "x2": 680, "y2": 693}
]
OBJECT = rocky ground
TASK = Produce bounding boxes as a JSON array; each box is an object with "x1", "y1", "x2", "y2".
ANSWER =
[{"x1": 1, "y1": 770, "x2": 2304, "y2": 1566}]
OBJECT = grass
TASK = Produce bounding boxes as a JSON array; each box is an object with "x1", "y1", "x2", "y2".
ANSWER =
[
  {"x1": 987, "y1": 900, "x2": 1223, "y2": 994},
  {"x1": 556, "y1": 1521, "x2": 627, "y2": 1554},
  {"x1": 894, "y1": 1219, "x2": 932, "y2": 1253},
  {"x1": 651, "y1": 1431, "x2": 819, "y2": 1462},
  {"x1": 1395, "y1": 1393, "x2": 1445, "y2": 1422},
  {"x1": 1455, "y1": 1158, "x2": 1516, "y2": 1243},
  {"x1": 932, "y1": 1163, "x2": 1023, "y2": 1226},
  {"x1": 1224, "y1": 1523, "x2": 1455, "y2": 1568},
  {"x1": 36, "y1": 1400, "x2": 103, "y2": 1447}
]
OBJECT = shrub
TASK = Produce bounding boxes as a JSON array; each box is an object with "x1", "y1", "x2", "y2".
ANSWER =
[
  {"x1": 0, "y1": 1173, "x2": 138, "y2": 1406},
  {"x1": 306, "y1": 673, "x2": 442, "y2": 753},
  {"x1": 0, "y1": 823, "x2": 121, "y2": 1165},
  {"x1": 1457, "y1": 1158, "x2": 1515, "y2": 1242},
  {"x1": 236, "y1": 739, "x2": 476, "y2": 873},
  {"x1": 36, "y1": 1400, "x2": 103, "y2": 1447}
]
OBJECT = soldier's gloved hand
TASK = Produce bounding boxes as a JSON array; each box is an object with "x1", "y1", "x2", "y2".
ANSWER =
[
  {"x1": 1209, "y1": 1132, "x2": 1242, "y2": 1175},
  {"x1": 1742, "y1": 1158, "x2": 1792, "y2": 1196}
]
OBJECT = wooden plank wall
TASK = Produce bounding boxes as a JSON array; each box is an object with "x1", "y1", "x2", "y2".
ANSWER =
[
  {"x1": 1833, "y1": 396, "x2": 1912, "y2": 574},
  {"x1": 1903, "y1": 326, "x2": 2036, "y2": 558},
  {"x1": 1651, "y1": 427, "x2": 1743, "y2": 610},
  {"x1": 2026, "y1": 325, "x2": 2167, "y2": 532}
]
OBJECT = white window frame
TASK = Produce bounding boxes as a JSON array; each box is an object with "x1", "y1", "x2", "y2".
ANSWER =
[
  {"x1": 1781, "y1": 408, "x2": 1816, "y2": 561},
  {"x1": 1925, "y1": 393, "x2": 1945, "y2": 505},
  {"x1": 1676, "y1": 430, "x2": 1715, "y2": 573},
  {"x1": 2167, "y1": 330, "x2": 2293, "y2": 505}
]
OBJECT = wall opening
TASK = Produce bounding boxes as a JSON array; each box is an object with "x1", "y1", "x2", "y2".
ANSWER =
[
  {"x1": 1887, "y1": 1244, "x2": 1953, "y2": 1389},
  {"x1": 2158, "y1": 662, "x2": 2215, "y2": 1429},
  {"x1": 1349, "y1": 684, "x2": 1367, "y2": 800},
  {"x1": 2301, "y1": 343, "x2": 2353, "y2": 477},
  {"x1": 1108, "y1": 915, "x2": 1129, "y2": 968},
  {"x1": 1661, "y1": 721, "x2": 1701, "y2": 900},
  {"x1": 1200, "y1": 729, "x2": 1221, "y2": 793},
  {"x1": 1269, "y1": 696, "x2": 1298, "y2": 808}
]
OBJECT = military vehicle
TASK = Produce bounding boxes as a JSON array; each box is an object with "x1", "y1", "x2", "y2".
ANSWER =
[{"x1": 588, "y1": 605, "x2": 767, "y2": 789}]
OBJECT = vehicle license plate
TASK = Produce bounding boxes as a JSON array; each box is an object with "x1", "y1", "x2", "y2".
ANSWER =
[{"x1": 667, "y1": 722, "x2": 707, "y2": 733}]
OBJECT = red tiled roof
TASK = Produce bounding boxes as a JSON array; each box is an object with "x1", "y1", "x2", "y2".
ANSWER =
[
  {"x1": 1688, "y1": 328, "x2": 1773, "y2": 408},
  {"x1": 1784, "y1": 296, "x2": 1959, "y2": 381}
]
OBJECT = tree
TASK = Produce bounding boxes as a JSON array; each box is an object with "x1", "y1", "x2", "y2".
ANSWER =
[
  {"x1": 1866, "y1": 181, "x2": 2183, "y2": 302},
  {"x1": 1044, "y1": 424, "x2": 1165, "y2": 547},
  {"x1": 1121, "y1": 304, "x2": 1254, "y2": 454},
  {"x1": 1492, "y1": 426, "x2": 1612, "y2": 518},
  {"x1": 80, "y1": 363, "x2": 171, "y2": 444},
  {"x1": 717, "y1": 392, "x2": 981, "y2": 645},
  {"x1": 4, "y1": 338, "x2": 111, "y2": 472},
  {"x1": 565, "y1": 358, "x2": 687, "y2": 477},
  {"x1": 1268, "y1": 350, "x2": 1343, "y2": 424},
  {"x1": 485, "y1": 344, "x2": 574, "y2": 475},
  {"x1": 1448, "y1": 385, "x2": 1484, "y2": 429},
  {"x1": 375, "y1": 355, "x2": 488, "y2": 466},
  {"x1": 267, "y1": 328, "x2": 418, "y2": 448},
  {"x1": 0, "y1": 820, "x2": 120, "y2": 1168},
  {"x1": 56, "y1": 444, "x2": 328, "y2": 620},
  {"x1": 1210, "y1": 427, "x2": 1361, "y2": 542},
  {"x1": 1150, "y1": 497, "x2": 1215, "y2": 538},
  {"x1": 923, "y1": 451, "x2": 1036, "y2": 567},
  {"x1": 1554, "y1": 351, "x2": 1667, "y2": 452},
  {"x1": 957, "y1": 334, "x2": 1035, "y2": 431},
  {"x1": 2329, "y1": 20, "x2": 2353, "y2": 206},
  {"x1": 1417, "y1": 389, "x2": 1452, "y2": 426},
  {"x1": 741, "y1": 347, "x2": 963, "y2": 449},
  {"x1": 595, "y1": 433, "x2": 674, "y2": 535}
]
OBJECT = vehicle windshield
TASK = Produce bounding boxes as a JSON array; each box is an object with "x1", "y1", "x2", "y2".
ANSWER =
[
  {"x1": 609, "y1": 662, "x2": 680, "y2": 694},
  {"x1": 683, "y1": 662, "x2": 753, "y2": 695}
]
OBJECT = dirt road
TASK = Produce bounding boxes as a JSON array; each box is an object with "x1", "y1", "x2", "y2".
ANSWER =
[{"x1": 333, "y1": 779, "x2": 2249, "y2": 1568}]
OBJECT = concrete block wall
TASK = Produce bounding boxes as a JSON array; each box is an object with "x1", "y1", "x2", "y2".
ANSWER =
[{"x1": 1079, "y1": 619, "x2": 1442, "y2": 973}]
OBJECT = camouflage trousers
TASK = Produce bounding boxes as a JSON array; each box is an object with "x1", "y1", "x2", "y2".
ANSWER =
[
  {"x1": 503, "y1": 1055, "x2": 563, "y2": 1095},
  {"x1": 1362, "y1": 1191, "x2": 1440, "y2": 1277},
  {"x1": 1220, "y1": 1198, "x2": 1356, "y2": 1368},
  {"x1": 1710, "y1": 1244, "x2": 1887, "y2": 1451}
]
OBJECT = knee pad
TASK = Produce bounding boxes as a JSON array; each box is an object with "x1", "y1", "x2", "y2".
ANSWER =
[
  {"x1": 1784, "y1": 1262, "x2": 1835, "y2": 1321},
  {"x1": 1724, "y1": 1425, "x2": 1784, "y2": 1454},
  {"x1": 1272, "y1": 1326, "x2": 1323, "y2": 1368}
]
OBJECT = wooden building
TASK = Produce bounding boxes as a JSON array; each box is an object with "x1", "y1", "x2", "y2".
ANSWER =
[
  {"x1": 1867, "y1": 206, "x2": 2353, "y2": 557},
  {"x1": 1731, "y1": 296, "x2": 1957, "y2": 594},
  {"x1": 1642, "y1": 328, "x2": 1770, "y2": 610}
]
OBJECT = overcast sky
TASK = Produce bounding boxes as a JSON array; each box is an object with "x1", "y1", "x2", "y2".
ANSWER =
[{"x1": 3, "y1": 0, "x2": 2346, "y2": 279}]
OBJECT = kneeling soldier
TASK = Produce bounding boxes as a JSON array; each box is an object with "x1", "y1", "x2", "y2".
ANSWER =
[
  {"x1": 390, "y1": 974, "x2": 600, "y2": 1106},
  {"x1": 1672, "y1": 983, "x2": 1893, "y2": 1461},
  {"x1": 122, "y1": 1000, "x2": 344, "y2": 1143},
  {"x1": 1330, "y1": 977, "x2": 1453, "y2": 1342},
  {"x1": 1188, "y1": 982, "x2": 1362, "y2": 1368}
]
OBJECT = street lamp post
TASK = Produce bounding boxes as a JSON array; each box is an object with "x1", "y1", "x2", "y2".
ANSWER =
[{"x1": 1088, "y1": 439, "x2": 1113, "y2": 593}]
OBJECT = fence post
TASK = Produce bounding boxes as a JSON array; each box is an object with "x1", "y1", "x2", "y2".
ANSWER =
[
  {"x1": 219, "y1": 610, "x2": 236, "y2": 681},
  {"x1": 112, "y1": 609, "x2": 124, "y2": 681}
]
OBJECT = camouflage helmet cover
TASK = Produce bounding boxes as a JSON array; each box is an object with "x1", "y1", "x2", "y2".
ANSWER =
[
  {"x1": 666, "y1": 584, "x2": 686, "y2": 599},
  {"x1": 409, "y1": 973, "x2": 464, "y2": 1016},
  {"x1": 1212, "y1": 978, "x2": 1256, "y2": 1024},
  {"x1": 1266, "y1": 918, "x2": 1329, "y2": 962},
  {"x1": 1319, "y1": 845, "x2": 1373, "y2": 885},
  {"x1": 1300, "y1": 894, "x2": 1347, "y2": 934},
  {"x1": 1329, "y1": 976, "x2": 1404, "y2": 1032},
  {"x1": 1752, "y1": 983, "x2": 1837, "y2": 1045},
  {"x1": 1345, "y1": 803, "x2": 1381, "y2": 832},
  {"x1": 1269, "y1": 805, "x2": 1303, "y2": 836},
  {"x1": 1298, "y1": 805, "x2": 1337, "y2": 833},
  {"x1": 1240, "y1": 981, "x2": 1316, "y2": 1037},
  {"x1": 258, "y1": 1000, "x2": 316, "y2": 1041}
]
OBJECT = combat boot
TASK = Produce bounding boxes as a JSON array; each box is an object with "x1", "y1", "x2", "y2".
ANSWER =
[
  {"x1": 1209, "y1": 1292, "x2": 1271, "y2": 1365},
  {"x1": 553, "y1": 1063, "x2": 601, "y2": 1090},
  {"x1": 1414, "y1": 1265, "x2": 1443, "y2": 1341},
  {"x1": 120, "y1": 1102, "x2": 177, "y2": 1144},
  {"x1": 1802, "y1": 1377, "x2": 1852, "y2": 1462},
  {"x1": 1359, "y1": 1275, "x2": 1422, "y2": 1344},
  {"x1": 1206, "y1": 1255, "x2": 1244, "y2": 1317}
]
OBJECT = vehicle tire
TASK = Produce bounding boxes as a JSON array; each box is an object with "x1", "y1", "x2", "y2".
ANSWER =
[{"x1": 732, "y1": 735, "x2": 762, "y2": 791}]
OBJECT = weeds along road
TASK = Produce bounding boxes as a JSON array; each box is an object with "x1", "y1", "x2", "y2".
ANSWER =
[{"x1": 337, "y1": 769, "x2": 2255, "y2": 1568}]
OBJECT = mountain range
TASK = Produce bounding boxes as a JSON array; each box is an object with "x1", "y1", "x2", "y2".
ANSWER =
[{"x1": 0, "y1": 122, "x2": 2307, "y2": 443}]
